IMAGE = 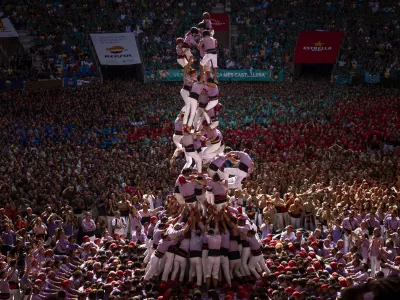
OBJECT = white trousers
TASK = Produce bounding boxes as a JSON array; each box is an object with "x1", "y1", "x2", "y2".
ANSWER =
[
  {"x1": 224, "y1": 168, "x2": 247, "y2": 189},
  {"x1": 207, "y1": 168, "x2": 225, "y2": 180},
  {"x1": 241, "y1": 247, "x2": 251, "y2": 276},
  {"x1": 202, "y1": 250, "x2": 208, "y2": 283},
  {"x1": 202, "y1": 141, "x2": 222, "y2": 163},
  {"x1": 10, "y1": 288, "x2": 21, "y2": 300},
  {"x1": 370, "y1": 256, "x2": 380, "y2": 277},
  {"x1": 180, "y1": 89, "x2": 190, "y2": 106},
  {"x1": 183, "y1": 150, "x2": 202, "y2": 173},
  {"x1": 220, "y1": 255, "x2": 231, "y2": 285},
  {"x1": 291, "y1": 217, "x2": 302, "y2": 229},
  {"x1": 189, "y1": 257, "x2": 203, "y2": 286},
  {"x1": 106, "y1": 216, "x2": 114, "y2": 235},
  {"x1": 206, "y1": 256, "x2": 221, "y2": 278},
  {"x1": 144, "y1": 239, "x2": 154, "y2": 264},
  {"x1": 206, "y1": 191, "x2": 226, "y2": 212},
  {"x1": 193, "y1": 107, "x2": 204, "y2": 131},
  {"x1": 248, "y1": 254, "x2": 270, "y2": 279},
  {"x1": 144, "y1": 254, "x2": 161, "y2": 280},
  {"x1": 201, "y1": 53, "x2": 218, "y2": 68},
  {"x1": 182, "y1": 97, "x2": 198, "y2": 127},
  {"x1": 204, "y1": 100, "x2": 218, "y2": 124},
  {"x1": 229, "y1": 258, "x2": 243, "y2": 278},
  {"x1": 171, "y1": 254, "x2": 187, "y2": 282},
  {"x1": 173, "y1": 134, "x2": 183, "y2": 149},
  {"x1": 177, "y1": 58, "x2": 188, "y2": 68},
  {"x1": 174, "y1": 193, "x2": 185, "y2": 205},
  {"x1": 161, "y1": 252, "x2": 175, "y2": 282},
  {"x1": 274, "y1": 213, "x2": 284, "y2": 232}
]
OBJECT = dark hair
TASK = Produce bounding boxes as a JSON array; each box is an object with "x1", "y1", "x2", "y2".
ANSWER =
[
  {"x1": 182, "y1": 168, "x2": 192, "y2": 176},
  {"x1": 212, "y1": 173, "x2": 221, "y2": 182},
  {"x1": 190, "y1": 27, "x2": 199, "y2": 34},
  {"x1": 202, "y1": 12, "x2": 210, "y2": 19},
  {"x1": 203, "y1": 30, "x2": 211, "y2": 37}
]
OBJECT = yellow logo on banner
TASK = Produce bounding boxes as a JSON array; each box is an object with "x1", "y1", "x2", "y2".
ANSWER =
[
  {"x1": 106, "y1": 46, "x2": 126, "y2": 54},
  {"x1": 314, "y1": 41, "x2": 324, "y2": 47},
  {"x1": 0, "y1": 20, "x2": 6, "y2": 30}
]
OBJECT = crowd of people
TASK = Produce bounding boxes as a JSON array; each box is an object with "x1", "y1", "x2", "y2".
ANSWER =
[
  {"x1": 1, "y1": 0, "x2": 399, "y2": 79},
  {"x1": 0, "y1": 77, "x2": 399, "y2": 299}
]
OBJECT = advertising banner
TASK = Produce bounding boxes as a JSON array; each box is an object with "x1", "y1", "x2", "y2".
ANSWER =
[
  {"x1": 90, "y1": 33, "x2": 141, "y2": 65},
  {"x1": 63, "y1": 77, "x2": 77, "y2": 87},
  {"x1": 210, "y1": 13, "x2": 229, "y2": 32},
  {"x1": 0, "y1": 18, "x2": 19, "y2": 38},
  {"x1": 294, "y1": 31, "x2": 344, "y2": 64},
  {"x1": 150, "y1": 69, "x2": 284, "y2": 82}
]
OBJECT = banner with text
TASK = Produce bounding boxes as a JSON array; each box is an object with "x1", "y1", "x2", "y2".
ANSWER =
[
  {"x1": 210, "y1": 13, "x2": 229, "y2": 32},
  {"x1": 294, "y1": 31, "x2": 344, "y2": 64},
  {"x1": 90, "y1": 33, "x2": 141, "y2": 65},
  {"x1": 0, "y1": 18, "x2": 19, "y2": 38},
  {"x1": 150, "y1": 69, "x2": 284, "y2": 82}
]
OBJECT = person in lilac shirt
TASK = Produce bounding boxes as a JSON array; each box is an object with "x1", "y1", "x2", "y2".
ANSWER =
[
  {"x1": 55, "y1": 231, "x2": 69, "y2": 255},
  {"x1": 1, "y1": 223, "x2": 15, "y2": 255},
  {"x1": 351, "y1": 263, "x2": 369, "y2": 283},
  {"x1": 131, "y1": 225, "x2": 146, "y2": 244}
]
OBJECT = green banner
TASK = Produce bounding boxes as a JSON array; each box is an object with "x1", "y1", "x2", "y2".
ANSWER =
[{"x1": 146, "y1": 69, "x2": 284, "y2": 82}]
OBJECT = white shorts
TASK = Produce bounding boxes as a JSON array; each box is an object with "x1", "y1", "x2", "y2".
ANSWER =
[
  {"x1": 201, "y1": 53, "x2": 218, "y2": 68},
  {"x1": 177, "y1": 58, "x2": 188, "y2": 68},
  {"x1": 184, "y1": 49, "x2": 193, "y2": 60}
]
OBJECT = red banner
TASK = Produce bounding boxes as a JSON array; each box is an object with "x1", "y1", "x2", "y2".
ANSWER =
[
  {"x1": 210, "y1": 13, "x2": 229, "y2": 32},
  {"x1": 294, "y1": 31, "x2": 344, "y2": 64}
]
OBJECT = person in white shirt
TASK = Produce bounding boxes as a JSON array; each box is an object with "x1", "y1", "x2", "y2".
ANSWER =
[
  {"x1": 112, "y1": 211, "x2": 126, "y2": 236},
  {"x1": 280, "y1": 225, "x2": 296, "y2": 242}
]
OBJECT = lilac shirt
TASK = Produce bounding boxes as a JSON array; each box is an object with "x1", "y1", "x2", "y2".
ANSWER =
[
  {"x1": 191, "y1": 82, "x2": 206, "y2": 95},
  {"x1": 210, "y1": 156, "x2": 226, "y2": 168},
  {"x1": 207, "y1": 85, "x2": 219, "y2": 98},
  {"x1": 190, "y1": 230, "x2": 204, "y2": 251},
  {"x1": 206, "y1": 233, "x2": 222, "y2": 250},
  {"x1": 157, "y1": 239, "x2": 176, "y2": 253},
  {"x1": 230, "y1": 151, "x2": 253, "y2": 169},
  {"x1": 199, "y1": 36, "x2": 217, "y2": 51},
  {"x1": 82, "y1": 219, "x2": 96, "y2": 232},
  {"x1": 174, "y1": 118, "x2": 183, "y2": 133},
  {"x1": 207, "y1": 181, "x2": 227, "y2": 197},
  {"x1": 183, "y1": 34, "x2": 197, "y2": 46},
  {"x1": 2, "y1": 230, "x2": 15, "y2": 246}
]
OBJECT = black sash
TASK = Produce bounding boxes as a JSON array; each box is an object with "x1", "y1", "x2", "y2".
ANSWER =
[
  {"x1": 206, "y1": 49, "x2": 217, "y2": 54},
  {"x1": 189, "y1": 92, "x2": 200, "y2": 100},
  {"x1": 184, "y1": 194, "x2": 196, "y2": 204},
  {"x1": 185, "y1": 144, "x2": 195, "y2": 152},
  {"x1": 195, "y1": 188, "x2": 203, "y2": 196},
  {"x1": 155, "y1": 250, "x2": 164, "y2": 258},
  {"x1": 199, "y1": 101, "x2": 207, "y2": 108},
  {"x1": 229, "y1": 251, "x2": 241, "y2": 260},
  {"x1": 239, "y1": 162, "x2": 249, "y2": 173},
  {"x1": 208, "y1": 249, "x2": 221, "y2": 256},
  {"x1": 174, "y1": 186, "x2": 180, "y2": 193},
  {"x1": 209, "y1": 163, "x2": 218, "y2": 171},
  {"x1": 183, "y1": 85, "x2": 191, "y2": 91},
  {"x1": 174, "y1": 130, "x2": 183, "y2": 135},
  {"x1": 251, "y1": 248, "x2": 262, "y2": 256},
  {"x1": 220, "y1": 247, "x2": 229, "y2": 256},
  {"x1": 190, "y1": 250, "x2": 202, "y2": 258},
  {"x1": 215, "y1": 195, "x2": 226, "y2": 205},
  {"x1": 176, "y1": 248, "x2": 188, "y2": 258}
]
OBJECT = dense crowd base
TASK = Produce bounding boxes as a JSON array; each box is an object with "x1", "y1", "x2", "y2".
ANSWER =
[{"x1": 0, "y1": 80, "x2": 400, "y2": 300}]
